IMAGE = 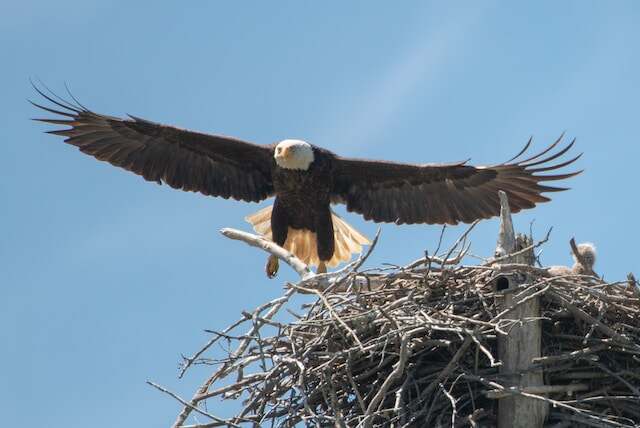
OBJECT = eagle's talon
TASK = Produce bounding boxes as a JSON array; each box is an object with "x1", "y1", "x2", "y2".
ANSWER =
[{"x1": 266, "y1": 255, "x2": 279, "y2": 278}]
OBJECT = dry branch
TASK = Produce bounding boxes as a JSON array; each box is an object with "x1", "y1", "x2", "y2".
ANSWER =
[{"x1": 220, "y1": 228, "x2": 313, "y2": 279}]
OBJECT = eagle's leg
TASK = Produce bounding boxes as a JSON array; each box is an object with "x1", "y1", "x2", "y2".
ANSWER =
[
  {"x1": 316, "y1": 208, "x2": 334, "y2": 275},
  {"x1": 267, "y1": 199, "x2": 289, "y2": 279},
  {"x1": 317, "y1": 261, "x2": 327, "y2": 274}
]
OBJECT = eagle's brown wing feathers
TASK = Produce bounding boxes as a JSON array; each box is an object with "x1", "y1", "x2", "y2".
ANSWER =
[
  {"x1": 32, "y1": 86, "x2": 580, "y2": 222},
  {"x1": 31, "y1": 85, "x2": 274, "y2": 202},
  {"x1": 331, "y1": 136, "x2": 581, "y2": 225}
]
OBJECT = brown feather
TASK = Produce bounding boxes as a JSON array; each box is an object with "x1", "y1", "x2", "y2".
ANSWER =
[
  {"x1": 32, "y1": 89, "x2": 275, "y2": 202},
  {"x1": 331, "y1": 137, "x2": 581, "y2": 225}
]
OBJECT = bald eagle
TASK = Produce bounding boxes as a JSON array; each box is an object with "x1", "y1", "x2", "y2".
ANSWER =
[{"x1": 32, "y1": 86, "x2": 581, "y2": 277}]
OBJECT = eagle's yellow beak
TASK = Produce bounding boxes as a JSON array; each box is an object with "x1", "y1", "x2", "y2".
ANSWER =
[{"x1": 275, "y1": 146, "x2": 290, "y2": 161}]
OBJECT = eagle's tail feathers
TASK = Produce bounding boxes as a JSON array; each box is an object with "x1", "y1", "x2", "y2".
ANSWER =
[
  {"x1": 244, "y1": 206, "x2": 273, "y2": 237},
  {"x1": 245, "y1": 205, "x2": 370, "y2": 269}
]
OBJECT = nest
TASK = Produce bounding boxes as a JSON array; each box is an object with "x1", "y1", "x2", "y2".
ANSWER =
[
  {"x1": 154, "y1": 237, "x2": 640, "y2": 428},
  {"x1": 146, "y1": 193, "x2": 638, "y2": 427}
]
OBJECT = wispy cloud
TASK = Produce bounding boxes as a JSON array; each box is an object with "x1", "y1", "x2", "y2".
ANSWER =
[
  {"x1": 503, "y1": 18, "x2": 634, "y2": 140},
  {"x1": 321, "y1": 7, "x2": 489, "y2": 152}
]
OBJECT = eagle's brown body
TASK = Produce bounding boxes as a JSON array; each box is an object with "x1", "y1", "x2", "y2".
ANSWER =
[
  {"x1": 271, "y1": 148, "x2": 336, "y2": 261},
  {"x1": 32, "y1": 84, "x2": 582, "y2": 277}
]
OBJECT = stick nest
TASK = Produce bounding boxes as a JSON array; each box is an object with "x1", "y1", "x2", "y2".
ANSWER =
[{"x1": 164, "y1": 247, "x2": 640, "y2": 427}]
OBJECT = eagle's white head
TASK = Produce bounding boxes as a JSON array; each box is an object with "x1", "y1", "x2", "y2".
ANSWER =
[{"x1": 274, "y1": 139, "x2": 314, "y2": 170}]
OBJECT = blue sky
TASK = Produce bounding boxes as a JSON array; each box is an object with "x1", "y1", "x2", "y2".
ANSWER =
[{"x1": 2, "y1": 2, "x2": 639, "y2": 426}]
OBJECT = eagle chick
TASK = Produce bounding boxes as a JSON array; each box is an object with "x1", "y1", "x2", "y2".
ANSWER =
[{"x1": 548, "y1": 242, "x2": 597, "y2": 276}]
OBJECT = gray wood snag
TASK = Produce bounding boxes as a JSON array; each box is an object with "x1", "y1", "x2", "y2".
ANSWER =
[{"x1": 494, "y1": 191, "x2": 548, "y2": 428}]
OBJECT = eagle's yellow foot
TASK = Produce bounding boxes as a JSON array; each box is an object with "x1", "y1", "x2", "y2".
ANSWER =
[
  {"x1": 266, "y1": 255, "x2": 279, "y2": 278},
  {"x1": 317, "y1": 262, "x2": 327, "y2": 274}
]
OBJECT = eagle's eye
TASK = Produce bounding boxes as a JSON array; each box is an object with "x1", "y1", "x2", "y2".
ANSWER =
[{"x1": 276, "y1": 147, "x2": 282, "y2": 154}]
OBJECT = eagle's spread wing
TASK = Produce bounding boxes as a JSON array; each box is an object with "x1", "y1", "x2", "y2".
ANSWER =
[
  {"x1": 31, "y1": 86, "x2": 274, "y2": 202},
  {"x1": 331, "y1": 137, "x2": 581, "y2": 225}
]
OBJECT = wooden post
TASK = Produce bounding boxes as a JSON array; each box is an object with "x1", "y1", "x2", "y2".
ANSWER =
[{"x1": 494, "y1": 191, "x2": 547, "y2": 427}]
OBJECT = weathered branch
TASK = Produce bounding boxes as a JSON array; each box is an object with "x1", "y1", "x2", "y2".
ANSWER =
[
  {"x1": 494, "y1": 190, "x2": 547, "y2": 428},
  {"x1": 362, "y1": 334, "x2": 410, "y2": 428},
  {"x1": 220, "y1": 228, "x2": 313, "y2": 279},
  {"x1": 495, "y1": 191, "x2": 516, "y2": 258},
  {"x1": 147, "y1": 381, "x2": 240, "y2": 427},
  {"x1": 485, "y1": 383, "x2": 590, "y2": 399}
]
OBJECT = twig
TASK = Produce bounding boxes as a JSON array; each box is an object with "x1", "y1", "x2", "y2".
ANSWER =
[
  {"x1": 296, "y1": 229, "x2": 382, "y2": 292},
  {"x1": 485, "y1": 384, "x2": 590, "y2": 399},
  {"x1": 547, "y1": 290, "x2": 637, "y2": 348},
  {"x1": 532, "y1": 343, "x2": 610, "y2": 365},
  {"x1": 147, "y1": 381, "x2": 240, "y2": 427},
  {"x1": 362, "y1": 334, "x2": 410, "y2": 428}
]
